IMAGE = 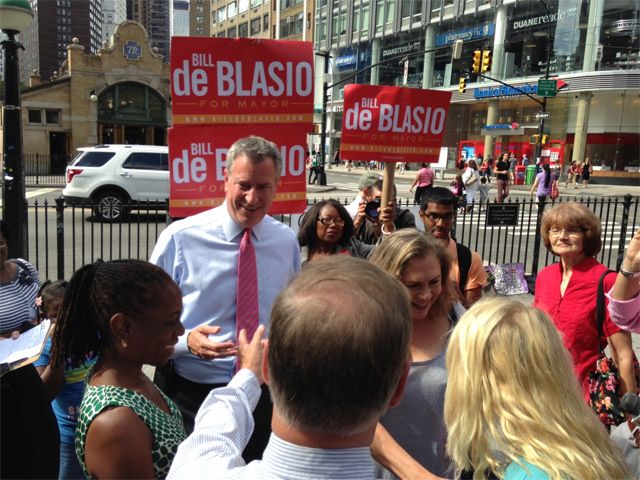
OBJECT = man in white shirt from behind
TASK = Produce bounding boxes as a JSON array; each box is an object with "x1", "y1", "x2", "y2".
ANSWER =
[{"x1": 168, "y1": 256, "x2": 412, "y2": 479}]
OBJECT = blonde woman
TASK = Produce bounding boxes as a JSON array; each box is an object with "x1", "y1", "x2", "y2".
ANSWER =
[
  {"x1": 369, "y1": 229, "x2": 460, "y2": 479},
  {"x1": 445, "y1": 298, "x2": 629, "y2": 480}
]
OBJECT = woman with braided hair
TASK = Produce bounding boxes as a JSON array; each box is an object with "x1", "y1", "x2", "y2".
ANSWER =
[{"x1": 51, "y1": 259, "x2": 186, "y2": 479}]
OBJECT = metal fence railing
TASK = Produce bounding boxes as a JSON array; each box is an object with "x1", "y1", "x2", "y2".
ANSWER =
[
  {"x1": 23, "y1": 195, "x2": 639, "y2": 283},
  {"x1": 24, "y1": 154, "x2": 69, "y2": 186}
]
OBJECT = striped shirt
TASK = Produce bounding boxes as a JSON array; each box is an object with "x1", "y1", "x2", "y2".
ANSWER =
[
  {"x1": 0, "y1": 259, "x2": 40, "y2": 334},
  {"x1": 606, "y1": 285, "x2": 640, "y2": 333},
  {"x1": 168, "y1": 369, "x2": 377, "y2": 480}
]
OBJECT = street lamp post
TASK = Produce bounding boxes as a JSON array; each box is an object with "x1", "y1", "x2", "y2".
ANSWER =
[
  {"x1": 1, "y1": 0, "x2": 33, "y2": 259},
  {"x1": 534, "y1": 0, "x2": 553, "y2": 163},
  {"x1": 316, "y1": 50, "x2": 330, "y2": 186}
]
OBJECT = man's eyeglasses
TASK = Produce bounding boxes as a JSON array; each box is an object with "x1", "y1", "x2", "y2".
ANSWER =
[
  {"x1": 317, "y1": 217, "x2": 345, "y2": 227},
  {"x1": 424, "y1": 212, "x2": 454, "y2": 223}
]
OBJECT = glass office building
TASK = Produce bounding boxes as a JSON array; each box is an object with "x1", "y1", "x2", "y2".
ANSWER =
[{"x1": 315, "y1": 0, "x2": 639, "y2": 180}]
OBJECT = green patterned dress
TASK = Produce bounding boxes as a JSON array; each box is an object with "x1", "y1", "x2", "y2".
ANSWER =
[{"x1": 75, "y1": 384, "x2": 186, "y2": 479}]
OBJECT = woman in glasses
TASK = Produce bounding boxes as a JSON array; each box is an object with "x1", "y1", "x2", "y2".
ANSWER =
[
  {"x1": 533, "y1": 202, "x2": 635, "y2": 427},
  {"x1": 297, "y1": 199, "x2": 374, "y2": 264}
]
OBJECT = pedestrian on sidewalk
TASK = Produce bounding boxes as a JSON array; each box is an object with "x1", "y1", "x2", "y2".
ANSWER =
[
  {"x1": 409, "y1": 163, "x2": 434, "y2": 205},
  {"x1": 494, "y1": 153, "x2": 511, "y2": 203}
]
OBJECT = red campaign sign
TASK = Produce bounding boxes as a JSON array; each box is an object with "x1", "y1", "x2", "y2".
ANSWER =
[
  {"x1": 171, "y1": 37, "x2": 314, "y2": 125},
  {"x1": 168, "y1": 125, "x2": 307, "y2": 218},
  {"x1": 341, "y1": 84, "x2": 452, "y2": 163}
]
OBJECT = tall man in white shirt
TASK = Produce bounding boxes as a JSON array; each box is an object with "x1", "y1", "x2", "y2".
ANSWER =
[
  {"x1": 168, "y1": 256, "x2": 412, "y2": 479},
  {"x1": 150, "y1": 136, "x2": 301, "y2": 460}
]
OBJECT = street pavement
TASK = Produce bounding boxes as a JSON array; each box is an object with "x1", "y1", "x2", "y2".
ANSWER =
[{"x1": 309, "y1": 164, "x2": 640, "y2": 199}]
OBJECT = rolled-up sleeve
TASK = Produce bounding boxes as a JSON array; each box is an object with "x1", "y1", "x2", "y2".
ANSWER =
[{"x1": 606, "y1": 286, "x2": 640, "y2": 333}]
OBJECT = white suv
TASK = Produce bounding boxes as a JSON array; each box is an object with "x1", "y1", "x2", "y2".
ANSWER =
[{"x1": 62, "y1": 144, "x2": 169, "y2": 222}]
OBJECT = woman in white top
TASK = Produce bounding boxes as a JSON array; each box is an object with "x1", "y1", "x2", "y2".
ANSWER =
[{"x1": 461, "y1": 159, "x2": 479, "y2": 212}]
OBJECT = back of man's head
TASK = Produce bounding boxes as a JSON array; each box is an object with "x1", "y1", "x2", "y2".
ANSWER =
[
  {"x1": 420, "y1": 186, "x2": 458, "y2": 211},
  {"x1": 268, "y1": 256, "x2": 411, "y2": 436}
]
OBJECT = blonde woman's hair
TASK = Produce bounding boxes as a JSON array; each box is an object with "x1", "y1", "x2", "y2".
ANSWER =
[
  {"x1": 368, "y1": 229, "x2": 453, "y2": 319},
  {"x1": 445, "y1": 298, "x2": 630, "y2": 480}
]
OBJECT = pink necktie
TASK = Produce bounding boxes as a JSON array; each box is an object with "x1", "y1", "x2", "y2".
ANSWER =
[{"x1": 236, "y1": 228, "x2": 259, "y2": 343}]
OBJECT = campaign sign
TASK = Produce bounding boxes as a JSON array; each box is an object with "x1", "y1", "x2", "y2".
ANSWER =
[
  {"x1": 171, "y1": 37, "x2": 314, "y2": 125},
  {"x1": 168, "y1": 125, "x2": 307, "y2": 218},
  {"x1": 341, "y1": 84, "x2": 452, "y2": 163}
]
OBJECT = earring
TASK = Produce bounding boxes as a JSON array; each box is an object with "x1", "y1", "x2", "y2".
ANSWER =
[{"x1": 121, "y1": 338, "x2": 128, "y2": 348}]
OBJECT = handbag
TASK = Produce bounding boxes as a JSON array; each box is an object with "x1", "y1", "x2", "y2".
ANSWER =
[
  {"x1": 550, "y1": 181, "x2": 559, "y2": 200},
  {"x1": 587, "y1": 270, "x2": 640, "y2": 428},
  {"x1": 464, "y1": 172, "x2": 478, "y2": 186}
]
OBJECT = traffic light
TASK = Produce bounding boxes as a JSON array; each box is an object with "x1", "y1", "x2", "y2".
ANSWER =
[
  {"x1": 541, "y1": 134, "x2": 549, "y2": 145},
  {"x1": 458, "y1": 77, "x2": 467, "y2": 93},
  {"x1": 481, "y1": 50, "x2": 492, "y2": 73},
  {"x1": 472, "y1": 50, "x2": 481, "y2": 74},
  {"x1": 530, "y1": 134, "x2": 540, "y2": 145}
]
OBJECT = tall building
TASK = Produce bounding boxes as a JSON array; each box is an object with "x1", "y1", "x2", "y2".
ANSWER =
[
  {"x1": 20, "y1": 0, "x2": 103, "y2": 83},
  {"x1": 171, "y1": 0, "x2": 190, "y2": 37},
  {"x1": 102, "y1": 0, "x2": 127, "y2": 45},
  {"x1": 126, "y1": 0, "x2": 170, "y2": 62},
  {"x1": 190, "y1": 0, "x2": 211, "y2": 36},
  {"x1": 315, "y1": 0, "x2": 640, "y2": 182},
  {"x1": 194, "y1": 0, "x2": 314, "y2": 41}
]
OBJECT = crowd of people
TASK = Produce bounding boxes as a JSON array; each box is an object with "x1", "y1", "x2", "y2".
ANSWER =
[{"x1": 1, "y1": 136, "x2": 639, "y2": 479}]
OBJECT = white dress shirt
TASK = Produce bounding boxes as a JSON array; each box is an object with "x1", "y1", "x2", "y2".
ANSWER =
[{"x1": 168, "y1": 369, "x2": 377, "y2": 480}]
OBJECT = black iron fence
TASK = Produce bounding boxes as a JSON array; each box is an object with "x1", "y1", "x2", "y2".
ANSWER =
[
  {"x1": 24, "y1": 154, "x2": 69, "y2": 186},
  {"x1": 23, "y1": 195, "x2": 639, "y2": 283}
]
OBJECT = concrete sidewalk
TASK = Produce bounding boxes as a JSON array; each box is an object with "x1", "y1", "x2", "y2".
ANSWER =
[{"x1": 311, "y1": 165, "x2": 640, "y2": 198}]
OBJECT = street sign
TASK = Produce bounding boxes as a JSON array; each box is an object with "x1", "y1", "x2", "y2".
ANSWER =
[
  {"x1": 537, "y1": 79, "x2": 557, "y2": 97},
  {"x1": 534, "y1": 112, "x2": 551, "y2": 120}
]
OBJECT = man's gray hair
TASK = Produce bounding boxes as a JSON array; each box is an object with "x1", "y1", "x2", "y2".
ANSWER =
[
  {"x1": 358, "y1": 172, "x2": 381, "y2": 191},
  {"x1": 226, "y1": 136, "x2": 282, "y2": 177}
]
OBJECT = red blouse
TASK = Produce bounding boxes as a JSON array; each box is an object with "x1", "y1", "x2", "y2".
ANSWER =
[{"x1": 533, "y1": 256, "x2": 621, "y2": 399}]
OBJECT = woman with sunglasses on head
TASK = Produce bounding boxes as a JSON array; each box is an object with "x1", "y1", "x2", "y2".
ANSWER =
[
  {"x1": 533, "y1": 202, "x2": 636, "y2": 426},
  {"x1": 297, "y1": 199, "x2": 376, "y2": 264}
]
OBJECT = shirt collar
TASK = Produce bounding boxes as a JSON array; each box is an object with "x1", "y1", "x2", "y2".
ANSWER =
[
  {"x1": 220, "y1": 201, "x2": 265, "y2": 242},
  {"x1": 260, "y1": 433, "x2": 375, "y2": 479}
]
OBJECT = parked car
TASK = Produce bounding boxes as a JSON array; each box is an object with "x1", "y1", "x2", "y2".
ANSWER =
[{"x1": 62, "y1": 144, "x2": 169, "y2": 222}]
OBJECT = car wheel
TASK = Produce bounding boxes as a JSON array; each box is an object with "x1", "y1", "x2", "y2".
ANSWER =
[{"x1": 93, "y1": 190, "x2": 127, "y2": 222}]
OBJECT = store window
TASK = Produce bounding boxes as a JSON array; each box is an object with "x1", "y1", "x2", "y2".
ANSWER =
[
  {"x1": 598, "y1": 4, "x2": 640, "y2": 71},
  {"x1": 503, "y1": 3, "x2": 588, "y2": 78}
]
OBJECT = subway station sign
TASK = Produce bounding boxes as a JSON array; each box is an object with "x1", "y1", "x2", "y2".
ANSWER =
[{"x1": 474, "y1": 83, "x2": 538, "y2": 99}]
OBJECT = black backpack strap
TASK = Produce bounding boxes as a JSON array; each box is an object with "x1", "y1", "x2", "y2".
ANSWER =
[
  {"x1": 596, "y1": 269, "x2": 615, "y2": 341},
  {"x1": 456, "y1": 242, "x2": 472, "y2": 292}
]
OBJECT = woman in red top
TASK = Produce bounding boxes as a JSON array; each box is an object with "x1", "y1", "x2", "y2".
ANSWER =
[
  {"x1": 409, "y1": 163, "x2": 434, "y2": 205},
  {"x1": 533, "y1": 203, "x2": 635, "y2": 407}
]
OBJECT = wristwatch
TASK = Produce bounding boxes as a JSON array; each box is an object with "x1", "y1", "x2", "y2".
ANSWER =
[{"x1": 620, "y1": 266, "x2": 640, "y2": 279}]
